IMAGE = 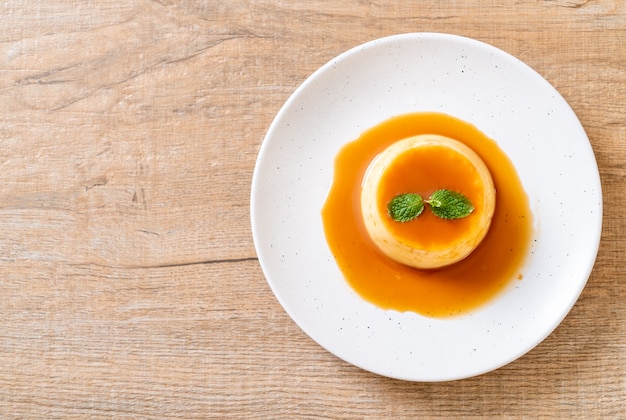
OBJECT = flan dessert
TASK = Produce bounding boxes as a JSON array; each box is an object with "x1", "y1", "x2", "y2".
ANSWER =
[{"x1": 360, "y1": 134, "x2": 496, "y2": 269}]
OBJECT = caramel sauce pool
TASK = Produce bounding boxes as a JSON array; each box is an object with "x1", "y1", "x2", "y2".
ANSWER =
[{"x1": 321, "y1": 113, "x2": 534, "y2": 317}]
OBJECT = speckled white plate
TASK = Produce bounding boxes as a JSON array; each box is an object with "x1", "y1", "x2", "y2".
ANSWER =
[{"x1": 250, "y1": 33, "x2": 602, "y2": 381}]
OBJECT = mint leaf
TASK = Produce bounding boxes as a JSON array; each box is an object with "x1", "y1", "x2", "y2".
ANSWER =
[
  {"x1": 387, "y1": 193, "x2": 424, "y2": 222},
  {"x1": 426, "y1": 189, "x2": 474, "y2": 220}
]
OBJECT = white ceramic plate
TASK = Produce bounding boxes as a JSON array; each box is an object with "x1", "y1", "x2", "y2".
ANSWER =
[{"x1": 250, "y1": 33, "x2": 602, "y2": 381}]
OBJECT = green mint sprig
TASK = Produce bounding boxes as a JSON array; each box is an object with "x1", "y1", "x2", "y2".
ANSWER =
[
  {"x1": 387, "y1": 189, "x2": 474, "y2": 222},
  {"x1": 387, "y1": 193, "x2": 424, "y2": 222}
]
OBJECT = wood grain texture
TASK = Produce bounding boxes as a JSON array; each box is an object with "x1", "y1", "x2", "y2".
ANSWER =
[{"x1": 0, "y1": 0, "x2": 624, "y2": 418}]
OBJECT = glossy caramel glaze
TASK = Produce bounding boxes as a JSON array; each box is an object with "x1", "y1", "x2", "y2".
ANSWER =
[{"x1": 322, "y1": 112, "x2": 534, "y2": 317}]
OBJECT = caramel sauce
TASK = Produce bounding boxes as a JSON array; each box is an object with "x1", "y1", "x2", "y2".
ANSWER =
[
  {"x1": 321, "y1": 113, "x2": 534, "y2": 317},
  {"x1": 376, "y1": 143, "x2": 487, "y2": 250}
]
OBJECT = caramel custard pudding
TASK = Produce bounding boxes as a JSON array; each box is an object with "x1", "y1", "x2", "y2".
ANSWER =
[
  {"x1": 361, "y1": 134, "x2": 496, "y2": 269},
  {"x1": 321, "y1": 112, "x2": 533, "y2": 318}
]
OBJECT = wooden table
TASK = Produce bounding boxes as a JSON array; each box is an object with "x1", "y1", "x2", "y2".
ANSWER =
[{"x1": 1, "y1": 1, "x2": 624, "y2": 418}]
